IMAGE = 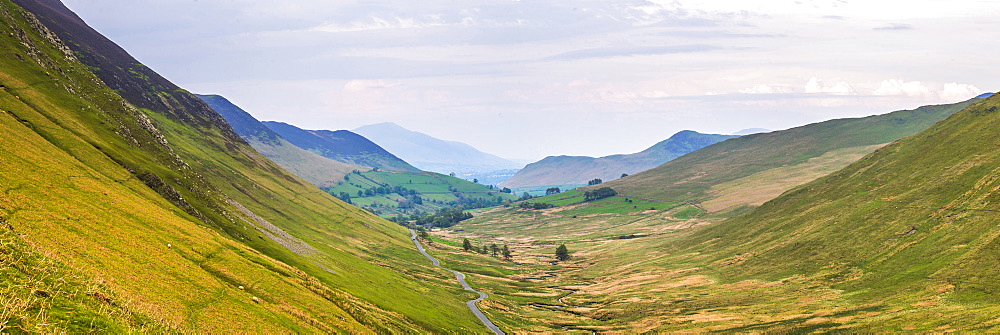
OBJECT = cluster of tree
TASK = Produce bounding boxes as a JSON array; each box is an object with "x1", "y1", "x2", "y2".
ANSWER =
[
  {"x1": 500, "y1": 187, "x2": 512, "y2": 194},
  {"x1": 357, "y1": 185, "x2": 417, "y2": 198},
  {"x1": 334, "y1": 191, "x2": 354, "y2": 204},
  {"x1": 518, "y1": 202, "x2": 555, "y2": 210},
  {"x1": 412, "y1": 208, "x2": 474, "y2": 227},
  {"x1": 584, "y1": 187, "x2": 617, "y2": 201},
  {"x1": 555, "y1": 244, "x2": 570, "y2": 261},
  {"x1": 518, "y1": 192, "x2": 534, "y2": 201},
  {"x1": 545, "y1": 187, "x2": 561, "y2": 196},
  {"x1": 587, "y1": 178, "x2": 603, "y2": 186},
  {"x1": 462, "y1": 238, "x2": 512, "y2": 260}
]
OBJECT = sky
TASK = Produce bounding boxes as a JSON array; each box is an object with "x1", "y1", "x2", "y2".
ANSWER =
[{"x1": 62, "y1": 0, "x2": 1000, "y2": 161}]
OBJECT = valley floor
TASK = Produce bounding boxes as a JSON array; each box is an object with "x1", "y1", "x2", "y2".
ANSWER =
[{"x1": 423, "y1": 197, "x2": 1000, "y2": 332}]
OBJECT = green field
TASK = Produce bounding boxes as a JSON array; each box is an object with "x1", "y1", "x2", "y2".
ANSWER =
[
  {"x1": 323, "y1": 170, "x2": 517, "y2": 217},
  {"x1": 511, "y1": 184, "x2": 586, "y2": 197}
]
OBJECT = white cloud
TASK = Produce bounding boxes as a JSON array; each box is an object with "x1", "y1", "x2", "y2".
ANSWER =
[
  {"x1": 940, "y1": 82, "x2": 982, "y2": 101},
  {"x1": 873, "y1": 79, "x2": 931, "y2": 97},
  {"x1": 804, "y1": 77, "x2": 854, "y2": 95},
  {"x1": 740, "y1": 84, "x2": 792, "y2": 94}
]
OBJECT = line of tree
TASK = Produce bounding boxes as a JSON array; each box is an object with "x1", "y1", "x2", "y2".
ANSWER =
[
  {"x1": 518, "y1": 202, "x2": 555, "y2": 210},
  {"x1": 412, "y1": 208, "x2": 474, "y2": 227},
  {"x1": 584, "y1": 187, "x2": 617, "y2": 201},
  {"x1": 462, "y1": 238, "x2": 511, "y2": 260},
  {"x1": 587, "y1": 178, "x2": 603, "y2": 186}
]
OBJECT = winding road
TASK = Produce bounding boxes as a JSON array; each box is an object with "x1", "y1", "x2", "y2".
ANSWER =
[{"x1": 409, "y1": 229, "x2": 505, "y2": 335}]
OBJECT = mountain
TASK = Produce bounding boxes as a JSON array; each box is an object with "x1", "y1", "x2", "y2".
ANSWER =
[
  {"x1": 262, "y1": 121, "x2": 418, "y2": 172},
  {"x1": 197, "y1": 94, "x2": 360, "y2": 188},
  {"x1": 353, "y1": 122, "x2": 523, "y2": 175},
  {"x1": 500, "y1": 130, "x2": 737, "y2": 189},
  {"x1": 2, "y1": 0, "x2": 483, "y2": 332},
  {"x1": 593, "y1": 98, "x2": 983, "y2": 215},
  {"x1": 668, "y1": 93, "x2": 1000, "y2": 327}
]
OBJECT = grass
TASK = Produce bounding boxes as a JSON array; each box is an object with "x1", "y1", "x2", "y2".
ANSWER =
[
  {"x1": 418, "y1": 94, "x2": 1000, "y2": 332},
  {"x1": 323, "y1": 170, "x2": 516, "y2": 217},
  {"x1": 594, "y1": 97, "x2": 983, "y2": 212},
  {"x1": 0, "y1": 3, "x2": 487, "y2": 332}
]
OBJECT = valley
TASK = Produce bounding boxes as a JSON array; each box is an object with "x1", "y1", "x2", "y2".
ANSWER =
[{"x1": 2, "y1": 0, "x2": 999, "y2": 332}]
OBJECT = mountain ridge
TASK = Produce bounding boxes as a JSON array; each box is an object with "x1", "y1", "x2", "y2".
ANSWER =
[
  {"x1": 500, "y1": 130, "x2": 737, "y2": 188},
  {"x1": 592, "y1": 97, "x2": 984, "y2": 214},
  {"x1": 2, "y1": 0, "x2": 484, "y2": 331},
  {"x1": 197, "y1": 94, "x2": 361, "y2": 188},
  {"x1": 262, "y1": 121, "x2": 419, "y2": 172}
]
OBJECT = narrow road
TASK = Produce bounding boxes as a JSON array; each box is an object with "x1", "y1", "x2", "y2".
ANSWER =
[{"x1": 409, "y1": 229, "x2": 505, "y2": 335}]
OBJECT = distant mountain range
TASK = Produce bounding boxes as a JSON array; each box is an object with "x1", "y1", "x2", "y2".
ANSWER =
[
  {"x1": 197, "y1": 94, "x2": 361, "y2": 187},
  {"x1": 262, "y1": 121, "x2": 418, "y2": 171},
  {"x1": 500, "y1": 130, "x2": 737, "y2": 189},
  {"x1": 353, "y1": 122, "x2": 523, "y2": 175},
  {"x1": 593, "y1": 97, "x2": 985, "y2": 214}
]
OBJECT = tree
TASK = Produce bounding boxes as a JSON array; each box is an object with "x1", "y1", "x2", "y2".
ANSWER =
[
  {"x1": 463, "y1": 238, "x2": 473, "y2": 252},
  {"x1": 473, "y1": 178, "x2": 479, "y2": 183},
  {"x1": 501, "y1": 187, "x2": 512, "y2": 194},
  {"x1": 584, "y1": 187, "x2": 617, "y2": 201},
  {"x1": 545, "y1": 187, "x2": 561, "y2": 196},
  {"x1": 490, "y1": 244, "x2": 500, "y2": 257},
  {"x1": 621, "y1": 173, "x2": 629, "y2": 178},
  {"x1": 555, "y1": 244, "x2": 570, "y2": 261},
  {"x1": 502, "y1": 245, "x2": 512, "y2": 260},
  {"x1": 587, "y1": 178, "x2": 603, "y2": 186}
]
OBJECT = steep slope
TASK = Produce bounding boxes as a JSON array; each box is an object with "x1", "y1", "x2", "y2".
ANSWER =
[
  {"x1": 595, "y1": 98, "x2": 982, "y2": 214},
  {"x1": 354, "y1": 122, "x2": 522, "y2": 175},
  {"x1": 197, "y1": 94, "x2": 360, "y2": 188},
  {"x1": 2, "y1": 0, "x2": 484, "y2": 332},
  {"x1": 263, "y1": 121, "x2": 419, "y2": 172},
  {"x1": 501, "y1": 130, "x2": 736, "y2": 189},
  {"x1": 665, "y1": 93, "x2": 1000, "y2": 328}
]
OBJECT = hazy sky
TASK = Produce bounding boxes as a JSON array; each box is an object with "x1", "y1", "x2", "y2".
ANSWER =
[{"x1": 62, "y1": 0, "x2": 999, "y2": 161}]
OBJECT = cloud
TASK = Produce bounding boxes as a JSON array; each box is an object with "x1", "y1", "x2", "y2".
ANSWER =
[
  {"x1": 940, "y1": 82, "x2": 983, "y2": 101},
  {"x1": 740, "y1": 84, "x2": 792, "y2": 94},
  {"x1": 804, "y1": 77, "x2": 855, "y2": 95},
  {"x1": 873, "y1": 23, "x2": 914, "y2": 31},
  {"x1": 545, "y1": 45, "x2": 721, "y2": 61},
  {"x1": 310, "y1": 17, "x2": 454, "y2": 33},
  {"x1": 873, "y1": 79, "x2": 931, "y2": 97}
]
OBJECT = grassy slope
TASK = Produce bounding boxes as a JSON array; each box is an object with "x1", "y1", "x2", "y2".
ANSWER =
[
  {"x1": 325, "y1": 170, "x2": 517, "y2": 217},
  {"x1": 595, "y1": 99, "x2": 980, "y2": 214},
  {"x1": 435, "y1": 95, "x2": 1000, "y2": 332},
  {"x1": 501, "y1": 131, "x2": 735, "y2": 189},
  {"x1": 685, "y1": 93, "x2": 1000, "y2": 298},
  {"x1": 0, "y1": 2, "x2": 484, "y2": 332}
]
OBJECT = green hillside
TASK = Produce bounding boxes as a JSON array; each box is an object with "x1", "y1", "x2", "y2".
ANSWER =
[
  {"x1": 594, "y1": 98, "x2": 982, "y2": 214},
  {"x1": 0, "y1": 1, "x2": 485, "y2": 332},
  {"x1": 325, "y1": 170, "x2": 517, "y2": 218},
  {"x1": 426, "y1": 94, "x2": 1000, "y2": 332},
  {"x1": 501, "y1": 130, "x2": 736, "y2": 189}
]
